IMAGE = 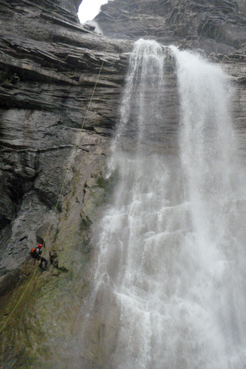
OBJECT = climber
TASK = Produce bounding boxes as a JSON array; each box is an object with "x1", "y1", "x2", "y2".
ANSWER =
[{"x1": 30, "y1": 244, "x2": 48, "y2": 270}]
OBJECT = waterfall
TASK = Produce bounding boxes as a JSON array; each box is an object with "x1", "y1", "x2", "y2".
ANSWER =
[{"x1": 86, "y1": 40, "x2": 246, "y2": 369}]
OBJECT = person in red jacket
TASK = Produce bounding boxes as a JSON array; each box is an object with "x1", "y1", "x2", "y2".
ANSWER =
[{"x1": 30, "y1": 244, "x2": 48, "y2": 270}]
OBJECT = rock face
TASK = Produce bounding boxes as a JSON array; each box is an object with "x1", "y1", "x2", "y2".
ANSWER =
[
  {"x1": 96, "y1": 0, "x2": 246, "y2": 152},
  {"x1": 0, "y1": 0, "x2": 131, "y2": 296},
  {"x1": 1, "y1": 0, "x2": 246, "y2": 367},
  {"x1": 97, "y1": 0, "x2": 246, "y2": 54}
]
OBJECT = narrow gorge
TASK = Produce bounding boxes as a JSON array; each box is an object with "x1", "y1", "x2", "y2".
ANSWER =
[{"x1": 1, "y1": 1, "x2": 246, "y2": 368}]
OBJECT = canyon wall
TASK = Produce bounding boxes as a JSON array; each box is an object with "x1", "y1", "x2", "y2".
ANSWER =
[
  {"x1": 1, "y1": 0, "x2": 246, "y2": 367},
  {"x1": 96, "y1": 0, "x2": 246, "y2": 154},
  {"x1": 0, "y1": 0, "x2": 130, "y2": 296},
  {"x1": 97, "y1": 0, "x2": 246, "y2": 54}
]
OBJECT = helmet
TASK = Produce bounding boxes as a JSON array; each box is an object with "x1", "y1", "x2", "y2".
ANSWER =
[{"x1": 38, "y1": 244, "x2": 43, "y2": 248}]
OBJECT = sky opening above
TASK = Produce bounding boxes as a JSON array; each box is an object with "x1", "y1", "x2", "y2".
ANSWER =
[{"x1": 78, "y1": 0, "x2": 109, "y2": 23}]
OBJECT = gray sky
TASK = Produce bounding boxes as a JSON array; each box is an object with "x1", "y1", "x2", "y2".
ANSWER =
[{"x1": 78, "y1": 0, "x2": 108, "y2": 23}]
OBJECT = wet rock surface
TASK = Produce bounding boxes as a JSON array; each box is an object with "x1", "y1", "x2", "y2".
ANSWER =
[
  {"x1": 97, "y1": 0, "x2": 246, "y2": 155},
  {"x1": 1, "y1": 0, "x2": 246, "y2": 368},
  {"x1": 97, "y1": 0, "x2": 246, "y2": 55},
  {"x1": 1, "y1": 0, "x2": 246, "y2": 296},
  {"x1": 0, "y1": 0, "x2": 131, "y2": 295}
]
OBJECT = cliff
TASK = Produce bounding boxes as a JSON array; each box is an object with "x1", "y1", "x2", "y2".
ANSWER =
[
  {"x1": 1, "y1": 0, "x2": 246, "y2": 367},
  {"x1": 96, "y1": 0, "x2": 246, "y2": 153},
  {"x1": 0, "y1": 0, "x2": 130, "y2": 296},
  {"x1": 97, "y1": 0, "x2": 246, "y2": 54}
]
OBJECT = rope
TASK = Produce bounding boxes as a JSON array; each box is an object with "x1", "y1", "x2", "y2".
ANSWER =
[
  {"x1": 0, "y1": 265, "x2": 39, "y2": 334},
  {"x1": 43, "y1": 53, "x2": 108, "y2": 245},
  {"x1": 0, "y1": 52, "x2": 108, "y2": 334}
]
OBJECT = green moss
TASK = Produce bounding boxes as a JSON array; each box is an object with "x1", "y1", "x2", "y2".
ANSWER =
[
  {"x1": 0, "y1": 149, "x2": 115, "y2": 368},
  {"x1": 96, "y1": 172, "x2": 107, "y2": 188},
  {"x1": 19, "y1": 357, "x2": 36, "y2": 368},
  {"x1": 97, "y1": 170, "x2": 118, "y2": 195}
]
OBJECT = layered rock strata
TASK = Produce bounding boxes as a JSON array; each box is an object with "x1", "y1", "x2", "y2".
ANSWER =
[
  {"x1": 97, "y1": 0, "x2": 246, "y2": 54},
  {"x1": 1, "y1": 0, "x2": 246, "y2": 367},
  {"x1": 0, "y1": 0, "x2": 131, "y2": 296},
  {"x1": 97, "y1": 0, "x2": 246, "y2": 154}
]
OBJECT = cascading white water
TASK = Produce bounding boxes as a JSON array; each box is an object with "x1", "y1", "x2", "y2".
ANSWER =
[
  {"x1": 88, "y1": 39, "x2": 246, "y2": 369},
  {"x1": 169, "y1": 47, "x2": 246, "y2": 368}
]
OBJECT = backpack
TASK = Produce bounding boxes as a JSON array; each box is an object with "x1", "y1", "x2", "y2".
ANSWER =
[{"x1": 30, "y1": 247, "x2": 40, "y2": 259}]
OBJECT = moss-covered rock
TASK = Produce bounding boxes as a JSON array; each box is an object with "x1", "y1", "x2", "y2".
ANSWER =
[{"x1": 0, "y1": 134, "x2": 116, "y2": 367}]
